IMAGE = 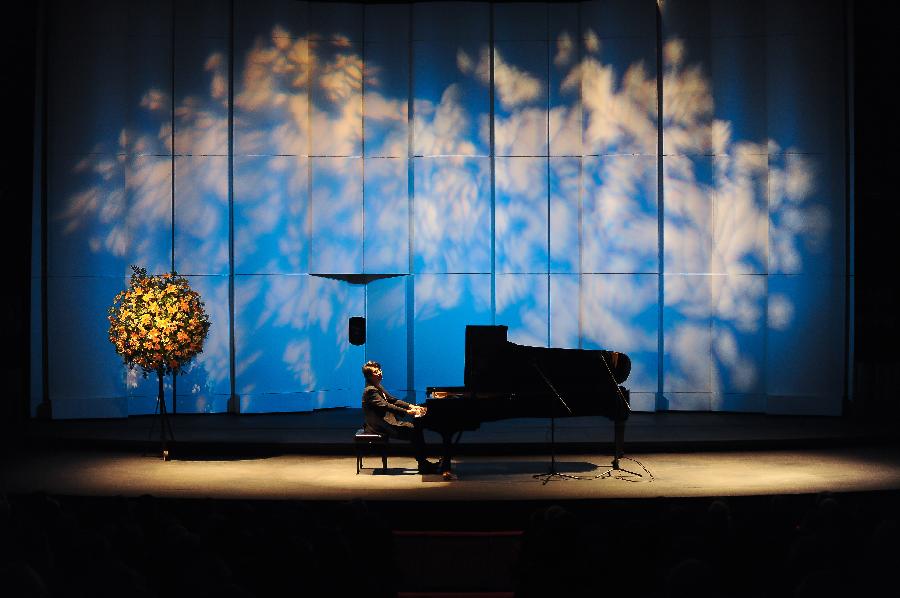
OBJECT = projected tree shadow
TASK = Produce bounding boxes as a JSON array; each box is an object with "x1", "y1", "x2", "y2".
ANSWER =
[{"x1": 52, "y1": 4, "x2": 840, "y2": 415}]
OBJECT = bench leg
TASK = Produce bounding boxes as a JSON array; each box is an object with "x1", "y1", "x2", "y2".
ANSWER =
[{"x1": 355, "y1": 439, "x2": 389, "y2": 473}]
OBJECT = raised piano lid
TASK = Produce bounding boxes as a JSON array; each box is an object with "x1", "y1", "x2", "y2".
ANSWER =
[
  {"x1": 464, "y1": 325, "x2": 511, "y2": 389},
  {"x1": 461, "y1": 325, "x2": 631, "y2": 394}
]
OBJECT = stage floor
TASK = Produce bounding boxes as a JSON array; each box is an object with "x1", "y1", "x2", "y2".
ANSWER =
[
  {"x1": 4, "y1": 445, "x2": 900, "y2": 502},
  {"x1": 7, "y1": 410, "x2": 898, "y2": 502},
  {"x1": 7, "y1": 411, "x2": 899, "y2": 597}
]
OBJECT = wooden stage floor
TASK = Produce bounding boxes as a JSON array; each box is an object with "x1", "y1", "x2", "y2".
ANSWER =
[
  {"x1": 5, "y1": 410, "x2": 899, "y2": 501},
  {"x1": 3, "y1": 445, "x2": 900, "y2": 502}
]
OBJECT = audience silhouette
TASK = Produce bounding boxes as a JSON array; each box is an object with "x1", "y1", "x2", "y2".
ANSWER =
[{"x1": 1, "y1": 490, "x2": 896, "y2": 597}]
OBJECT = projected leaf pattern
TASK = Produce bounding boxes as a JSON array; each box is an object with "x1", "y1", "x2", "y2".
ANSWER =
[{"x1": 45, "y1": 1, "x2": 844, "y2": 417}]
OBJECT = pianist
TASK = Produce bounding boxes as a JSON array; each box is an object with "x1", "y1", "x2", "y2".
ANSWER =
[{"x1": 361, "y1": 361, "x2": 440, "y2": 474}]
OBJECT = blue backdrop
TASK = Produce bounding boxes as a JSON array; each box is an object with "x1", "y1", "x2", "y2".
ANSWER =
[{"x1": 32, "y1": 0, "x2": 848, "y2": 418}]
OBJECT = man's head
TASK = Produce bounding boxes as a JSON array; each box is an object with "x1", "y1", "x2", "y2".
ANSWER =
[{"x1": 362, "y1": 361, "x2": 383, "y2": 384}]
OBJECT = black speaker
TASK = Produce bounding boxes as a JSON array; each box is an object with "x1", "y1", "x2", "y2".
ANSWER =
[{"x1": 349, "y1": 316, "x2": 366, "y2": 345}]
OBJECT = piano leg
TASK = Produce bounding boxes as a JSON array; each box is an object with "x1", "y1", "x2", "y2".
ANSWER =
[
  {"x1": 593, "y1": 419, "x2": 642, "y2": 479},
  {"x1": 613, "y1": 420, "x2": 624, "y2": 470},
  {"x1": 439, "y1": 431, "x2": 454, "y2": 473}
]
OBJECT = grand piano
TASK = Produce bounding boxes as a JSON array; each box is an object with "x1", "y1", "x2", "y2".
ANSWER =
[{"x1": 421, "y1": 325, "x2": 632, "y2": 473}]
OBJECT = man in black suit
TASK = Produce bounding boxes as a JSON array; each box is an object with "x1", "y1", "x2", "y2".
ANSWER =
[{"x1": 361, "y1": 361, "x2": 439, "y2": 474}]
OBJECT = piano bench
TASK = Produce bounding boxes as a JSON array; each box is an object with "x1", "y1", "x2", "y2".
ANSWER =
[{"x1": 354, "y1": 428, "x2": 389, "y2": 474}]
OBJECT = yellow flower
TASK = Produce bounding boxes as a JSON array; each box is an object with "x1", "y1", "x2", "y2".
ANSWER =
[{"x1": 111, "y1": 266, "x2": 210, "y2": 372}]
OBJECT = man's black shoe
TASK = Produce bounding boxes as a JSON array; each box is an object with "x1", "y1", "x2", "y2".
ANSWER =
[{"x1": 417, "y1": 460, "x2": 440, "y2": 474}]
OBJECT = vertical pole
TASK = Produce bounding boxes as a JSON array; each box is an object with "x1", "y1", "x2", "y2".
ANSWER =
[
  {"x1": 545, "y1": 2, "x2": 551, "y2": 348},
  {"x1": 170, "y1": 0, "x2": 178, "y2": 414},
  {"x1": 361, "y1": 6, "x2": 368, "y2": 370},
  {"x1": 307, "y1": 2, "x2": 314, "y2": 276},
  {"x1": 361, "y1": 6, "x2": 366, "y2": 275},
  {"x1": 843, "y1": 0, "x2": 855, "y2": 414},
  {"x1": 655, "y1": 1, "x2": 666, "y2": 411},
  {"x1": 158, "y1": 368, "x2": 169, "y2": 460},
  {"x1": 406, "y1": 3, "x2": 415, "y2": 400},
  {"x1": 227, "y1": 0, "x2": 238, "y2": 414},
  {"x1": 38, "y1": 0, "x2": 51, "y2": 420},
  {"x1": 489, "y1": 5, "x2": 496, "y2": 324},
  {"x1": 170, "y1": 0, "x2": 176, "y2": 274},
  {"x1": 577, "y1": 2, "x2": 584, "y2": 350}
]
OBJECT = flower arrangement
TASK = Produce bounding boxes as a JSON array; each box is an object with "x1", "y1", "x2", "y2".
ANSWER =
[{"x1": 108, "y1": 266, "x2": 211, "y2": 376}]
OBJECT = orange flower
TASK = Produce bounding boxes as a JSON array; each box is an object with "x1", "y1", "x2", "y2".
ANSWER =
[{"x1": 110, "y1": 266, "x2": 209, "y2": 375}]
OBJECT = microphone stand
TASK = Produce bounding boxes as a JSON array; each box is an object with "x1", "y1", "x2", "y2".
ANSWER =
[
  {"x1": 591, "y1": 352, "x2": 642, "y2": 479},
  {"x1": 530, "y1": 358, "x2": 578, "y2": 485}
]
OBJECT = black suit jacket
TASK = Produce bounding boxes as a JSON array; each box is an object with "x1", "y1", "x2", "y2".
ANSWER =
[{"x1": 362, "y1": 385, "x2": 414, "y2": 436}]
